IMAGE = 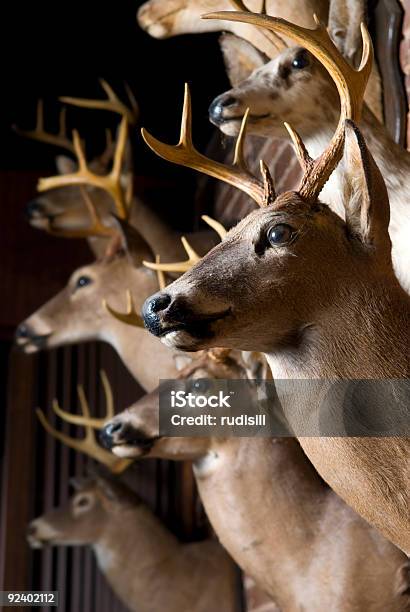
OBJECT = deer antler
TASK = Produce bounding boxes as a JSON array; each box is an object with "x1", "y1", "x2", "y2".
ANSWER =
[
  {"x1": 143, "y1": 216, "x2": 227, "y2": 273},
  {"x1": 36, "y1": 371, "x2": 132, "y2": 474},
  {"x1": 227, "y1": 0, "x2": 287, "y2": 52},
  {"x1": 103, "y1": 290, "x2": 144, "y2": 328},
  {"x1": 14, "y1": 101, "x2": 75, "y2": 153},
  {"x1": 38, "y1": 116, "x2": 129, "y2": 221},
  {"x1": 142, "y1": 84, "x2": 267, "y2": 206},
  {"x1": 60, "y1": 79, "x2": 139, "y2": 125},
  {"x1": 202, "y1": 10, "x2": 373, "y2": 201},
  {"x1": 103, "y1": 257, "x2": 166, "y2": 327}
]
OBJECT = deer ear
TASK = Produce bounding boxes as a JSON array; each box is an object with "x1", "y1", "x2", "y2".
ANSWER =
[
  {"x1": 219, "y1": 33, "x2": 267, "y2": 87},
  {"x1": 343, "y1": 120, "x2": 391, "y2": 262},
  {"x1": 328, "y1": 0, "x2": 366, "y2": 65},
  {"x1": 108, "y1": 217, "x2": 154, "y2": 266},
  {"x1": 96, "y1": 476, "x2": 120, "y2": 501},
  {"x1": 55, "y1": 155, "x2": 77, "y2": 175},
  {"x1": 69, "y1": 476, "x2": 93, "y2": 491}
]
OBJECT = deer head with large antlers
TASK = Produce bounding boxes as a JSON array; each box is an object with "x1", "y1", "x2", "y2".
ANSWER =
[
  {"x1": 99, "y1": 350, "x2": 410, "y2": 611},
  {"x1": 140, "y1": 13, "x2": 410, "y2": 553},
  {"x1": 19, "y1": 82, "x2": 137, "y2": 254}
]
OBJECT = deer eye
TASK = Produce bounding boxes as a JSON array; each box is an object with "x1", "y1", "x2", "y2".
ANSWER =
[
  {"x1": 75, "y1": 275, "x2": 93, "y2": 290},
  {"x1": 267, "y1": 224, "x2": 294, "y2": 246},
  {"x1": 74, "y1": 495, "x2": 92, "y2": 512},
  {"x1": 190, "y1": 378, "x2": 210, "y2": 394},
  {"x1": 292, "y1": 50, "x2": 310, "y2": 70}
]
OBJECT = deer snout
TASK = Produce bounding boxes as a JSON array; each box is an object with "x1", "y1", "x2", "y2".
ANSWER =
[
  {"x1": 26, "y1": 519, "x2": 55, "y2": 549},
  {"x1": 25, "y1": 199, "x2": 47, "y2": 220},
  {"x1": 15, "y1": 320, "x2": 52, "y2": 353},
  {"x1": 209, "y1": 94, "x2": 240, "y2": 126},
  {"x1": 142, "y1": 292, "x2": 172, "y2": 337},
  {"x1": 100, "y1": 417, "x2": 156, "y2": 458}
]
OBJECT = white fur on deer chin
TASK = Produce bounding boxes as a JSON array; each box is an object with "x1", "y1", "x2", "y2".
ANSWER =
[
  {"x1": 94, "y1": 543, "x2": 117, "y2": 572},
  {"x1": 161, "y1": 330, "x2": 200, "y2": 351}
]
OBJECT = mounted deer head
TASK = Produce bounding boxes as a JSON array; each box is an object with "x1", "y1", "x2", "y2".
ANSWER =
[
  {"x1": 15, "y1": 213, "x2": 225, "y2": 390},
  {"x1": 14, "y1": 217, "x2": 179, "y2": 391},
  {"x1": 100, "y1": 350, "x2": 410, "y2": 611},
  {"x1": 208, "y1": 5, "x2": 371, "y2": 139},
  {"x1": 140, "y1": 13, "x2": 410, "y2": 554},
  {"x1": 20, "y1": 82, "x2": 136, "y2": 254},
  {"x1": 27, "y1": 473, "x2": 239, "y2": 612},
  {"x1": 208, "y1": 7, "x2": 410, "y2": 293}
]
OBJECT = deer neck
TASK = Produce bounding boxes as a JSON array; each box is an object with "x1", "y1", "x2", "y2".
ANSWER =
[
  {"x1": 266, "y1": 277, "x2": 410, "y2": 381},
  {"x1": 129, "y1": 199, "x2": 185, "y2": 261},
  {"x1": 93, "y1": 504, "x2": 181, "y2": 612},
  {"x1": 302, "y1": 107, "x2": 410, "y2": 293},
  {"x1": 100, "y1": 317, "x2": 177, "y2": 391},
  {"x1": 193, "y1": 437, "x2": 330, "y2": 609}
]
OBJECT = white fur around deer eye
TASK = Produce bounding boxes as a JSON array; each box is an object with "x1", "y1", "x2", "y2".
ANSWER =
[
  {"x1": 267, "y1": 224, "x2": 294, "y2": 247},
  {"x1": 73, "y1": 494, "x2": 94, "y2": 514}
]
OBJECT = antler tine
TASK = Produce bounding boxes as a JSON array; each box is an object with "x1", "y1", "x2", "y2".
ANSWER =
[
  {"x1": 124, "y1": 81, "x2": 140, "y2": 119},
  {"x1": 144, "y1": 236, "x2": 201, "y2": 274},
  {"x1": 260, "y1": 161, "x2": 276, "y2": 207},
  {"x1": 143, "y1": 216, "x2": 226, "y2": 274},
  {"x1": 60, "y1": 79, "x2": 138, "y2": 125},
  {"x1": 50, "y1": 371, "x2": 114, "y2": 428},
  {"x1": 155, "y1": 256, "x2": 167, "y2": 291},
  {"x1": 37, "y1": 116, "x2": 129, "y2": 221},
  {"x1": 203, "y1": 11, "x2": 373, "y2": 201},
  {"x1": 226, "y1": 0, "x2": 286, "y2": 51},
  {"x1": 14, "y1": 100, "x2": 75, "y2": 154},
  {"x1": 36, "y1": 372, "x2": 131, "y2": 474},
  {"x1": 103, "y1": 290, "x2": 145, "y2": 328},
  {"x1": 142, "y1": 83, "x2": 265, "y2": 206}
]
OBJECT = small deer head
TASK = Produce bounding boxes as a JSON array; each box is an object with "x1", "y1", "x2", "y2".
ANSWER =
[
  {"x1": 18, "y1": 82, "x2": 137, "y2": 250},
  {"x1": 208, "y1": 2, "x2": 369, "y2": 139},
  {"x1": 27, "y1": 476, "x2": 138, "y2": 548},
  {"x1": 15, "y1": 220, "x2": 154, "y2": 353},
  {"x1": 100, "y1": 348, "x2": 259, "y2": 459}
]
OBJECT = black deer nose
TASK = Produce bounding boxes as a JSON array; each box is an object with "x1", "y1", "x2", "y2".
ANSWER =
[
  {"x1": 25, "y1": 199, "x2": 45, "y2": 220},
  {"x1": 26, "y1": 524, "x2": 37, "y2": 537},
  {"x1": 99, "y1": 421, "x2": 124, "y2": 449},
  {"x1": 209, "y1": 94, "x2": 238, "y2": 124},
  {"x1": 142, "y1": 293, "x2": 172, "y2": 337},
  {"x1": 15, "y1": 323, "x2": 31, "y2": 340},
  {"x1": 149, "y1": 293, "x2": 171, "y2": 314}
]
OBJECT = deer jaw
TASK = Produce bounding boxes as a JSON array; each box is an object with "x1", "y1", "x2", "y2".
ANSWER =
[{"x1": 15, "y1": 256, "x2": 178, "y2": 391}]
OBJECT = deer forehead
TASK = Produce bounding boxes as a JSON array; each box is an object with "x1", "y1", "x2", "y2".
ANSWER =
[{"x1": 225, "y1": 196, "x2": 320, "y2": 237}]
